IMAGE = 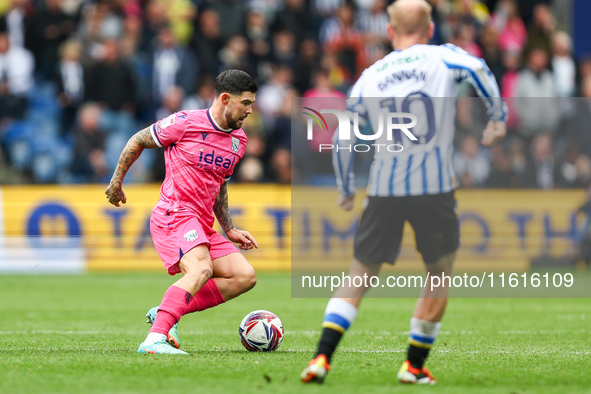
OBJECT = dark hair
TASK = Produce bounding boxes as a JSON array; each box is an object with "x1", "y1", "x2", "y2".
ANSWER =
[{"x1": 214, "y1": 70, "x2": 258, "y2": 97}]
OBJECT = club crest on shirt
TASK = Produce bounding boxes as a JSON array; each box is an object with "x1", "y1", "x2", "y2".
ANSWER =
[
  {"x1": 232, "y1": 137, "x2": 239, "y2": 153},
  {"x1": 184, "y1": 230, "x2": 199, "y2": 242},
  {"x1": 160, "y1": 114, "x2": 176, "y2": 130}
]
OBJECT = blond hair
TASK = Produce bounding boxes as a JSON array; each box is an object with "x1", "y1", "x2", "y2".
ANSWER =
[{"x1": 387, "y1": 0, "x2": 432, "y2": 36}]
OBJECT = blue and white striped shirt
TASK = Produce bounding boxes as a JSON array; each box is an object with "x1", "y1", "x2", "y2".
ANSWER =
[{"x1": 333, "y1": 43, "x2": 507, "y2": 197}]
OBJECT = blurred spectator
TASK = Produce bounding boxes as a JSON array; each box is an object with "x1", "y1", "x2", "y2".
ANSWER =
[
  {"x1": 183, "y1": 74, "x2": 215, "y2": 110},
  {"x1": 353, "y1": 0, "x2": 375, "y2": 12},
  {"x1": 247, "y1": 0, "x2": 282, "y2": 19},
  {"x1": 500, "y1": 51, "x2": 520, "y2": 129},
  {"x1": 322, "y1": 2, "x2": 366, "y2": 79},
  {"x1": 455, "y1": 96, "x2": 488, "y2": 142},
  {"x1": 453, "y1": 135, "x2": 490, "y2": 188},
  {"x1": 139, "y1": 0, "x2": 167, "y2": 53},
  {"x1": 515, "y1": 48, "x2": 560, "y2": 139},
  {"x1": 491, "y1": 0, "x2": 527, "y2": 54},
  {"x1": 237, "y1": 156, "x2": 265, "y2": 183},
  {"x1": 120, "y1": 15, "x2": 144, "y2": 60},
  {"x1": 479, "y1": 24, "x2": 504, "y2": 84},
  {"x1": 450, "y1": 0, "x2": 489, "y2": 36},
  {"x1": 270, "y1": 29, "x2": 297, "y2": 66},
  {"x1": 524, "y1": 133, "x2": 556, "y2": 189},
  {"x1": 164, "y1": 0, "x2": 196, "y2": 46},
  {"x1": 25, "y1": 0, "x2": 77, "y2": 80},
  {"x1": 523, "y1": 3, "x2": 556, "y2": 60},
  {"x1": 0, "y1": 27, "x2": 34, "y2": 121},
  {"x1": 190, "y1": 8, "x2": 223, "y2": 76},
  {"x1": 450, "y1": 22, "x2": 482, "y2": 58},
  {"x1": 271, "y1": 0, "x2": 312, "y2": 43},
  {"x1": 120, "y1": 15, "x2": 151, "y2": 111},
  {"x1": 356, "y1": 0, "x2": 389, "y2": 63},
  {"x1": 555, "y1": 141, "x2": 591, "y2": 188},
  {"x1": 320, "y1": 50, "x2": 352, "y2": 92},
  {"x1": 0, "y1": 144, "x2": 24, "y2": 183},
  {"x1": 270, "y1": 147, "x2": 291, "y2": 184},
  {"x1": 500, "y1": 50, "x2": 521, "y2": 97},
  {"x1": 55, "y1": 39, "x2": 84, "y2": 136},
  {"x1": 551, "y1": 31, "x2": 576, "y2": 98},
  {"x1": 152, "y1": 25, "x2": 199, "y2": 103},
  {"x1": 303, "y1": 67, "x2": 346, "y2": 99},
  {"x1": 3, "y1": 0, "x2": 31, "y2": 48},
  {"x1": 76, "y1": 3, "x2": 106, "y2": 62},
  {"x1": 93, "y1": 1, "x2": 123, "y2": 40},
  {"x1": 155, "y1": 85, "x2": 184, "y2": 120},
  {"x1": 427, "y1": 0, "x2": 453, "y2": 45},
  {"x1": 485, "y1": 142, "x2": 525, "y2": 188},
  {"x1": 219, "y1": 35, "x2": 256, "y2": 77},
  {"x1": 209, "y1": 0, "x2": 245, "y2": 43},
  {"x1": 70, "y1": 102, "x2": 107, "y2": 183},
  {"x1": 242, "y1": 112, "x2": 267, "y2": 160},
  {"x1": 256, "y1": 64, "x2": 293, "y2": 124},
  {"x1": 293, "y1": 38, "x2": 319, "y2": 94},
  {"x1": 313, "y1": 0, "x2": 345, "y2": 19},
  {"x1": 267, "y1": 88, "x2": 297, "y2": 157},
  {"x1": 245, "y1": 10, "x2": 271, "y2": 65},
  {"x1": 559, "y1": 77, "x2": 591, "y2": 158},
  {"x1": 508, "y1": 137, "x2": 528, "y2": 179},
  {"x1": 85, "y1": 39, "x2": 135, "y2": 113}
]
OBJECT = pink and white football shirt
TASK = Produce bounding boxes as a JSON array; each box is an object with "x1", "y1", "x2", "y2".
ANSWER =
[{"x1": 149, "y1": 109, "x2": 248, "y2": 230}]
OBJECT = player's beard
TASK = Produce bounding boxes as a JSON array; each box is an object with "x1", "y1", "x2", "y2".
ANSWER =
[{"x1": 225, "y1": 109, "x2": 247, "y2": 130}]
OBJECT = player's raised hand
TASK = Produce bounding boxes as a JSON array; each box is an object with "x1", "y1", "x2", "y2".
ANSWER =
[
  {"x1": 481, "y1": 120, "x2": 507, "y2": 147},
  {"x1": 226, "y1": 228, "x2": 259, "y2": 250},
  {"x1": 337, "y1": 194, "x2": 355, "y2": 211},
  {"x1": 105, "y1": 182, "x2": 127, "y2": 207}
]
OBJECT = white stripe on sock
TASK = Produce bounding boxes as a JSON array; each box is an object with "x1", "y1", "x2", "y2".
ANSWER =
[{"x1": 324, "y1": 298, "x2": 358, "y2": 325}]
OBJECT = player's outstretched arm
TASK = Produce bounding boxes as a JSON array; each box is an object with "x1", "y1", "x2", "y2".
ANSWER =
[
  {"x1": 105, "y1": 127, "x2": 159, "y2": 207},
  {"x1": 214, "y1": 181, "x2": 258, "y2": 250}
]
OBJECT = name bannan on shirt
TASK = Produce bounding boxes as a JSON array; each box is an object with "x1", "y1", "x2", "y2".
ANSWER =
[{"x1": 303, "y1": 108, "x2": 419, "y2": 153}]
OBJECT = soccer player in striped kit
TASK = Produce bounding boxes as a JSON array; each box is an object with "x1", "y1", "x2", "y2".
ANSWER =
[
  {"x1": 302, "y1": 0, "x2": 507, "y2": 384},
  {"x1": 105, "y1": 70, "x2": 259, "y2": 354}
]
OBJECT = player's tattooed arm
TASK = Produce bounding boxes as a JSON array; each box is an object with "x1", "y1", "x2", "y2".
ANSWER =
[
  {"x1": 105, "y1": 127, "x2": 158, "y2": 206},
  {"x1": 213, "y1": 181, "x2": 234, "y2": 233},
  {"x1": 215, "y1": 182, "x2": 259, "y2": 249}
]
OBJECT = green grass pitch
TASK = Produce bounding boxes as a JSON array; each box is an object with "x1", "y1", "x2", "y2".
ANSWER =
[{"x1": 1, "y1": 272, "x2": 590, "y2": 394}]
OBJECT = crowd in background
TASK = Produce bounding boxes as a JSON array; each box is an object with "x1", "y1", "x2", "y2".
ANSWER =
[{"x1": 0, "y1": 0, "x2": 588, "y2": 189}]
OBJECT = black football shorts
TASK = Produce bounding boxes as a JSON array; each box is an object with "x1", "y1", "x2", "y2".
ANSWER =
[{"x1": 353, "y1": 191, "x2": 459, "y2": 265}]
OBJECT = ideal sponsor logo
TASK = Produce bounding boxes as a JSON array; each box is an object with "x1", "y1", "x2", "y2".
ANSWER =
[
  {"x1": 197, "y1": 148, "x2": 236, "y2": 175},
  {"x1": 198, "y1": 149, "x2": 235, "y2": 169}
]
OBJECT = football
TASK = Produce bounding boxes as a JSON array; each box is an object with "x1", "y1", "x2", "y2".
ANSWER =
[{"x1": 239, "y1": 310, "x2": 284, "y2": 352}]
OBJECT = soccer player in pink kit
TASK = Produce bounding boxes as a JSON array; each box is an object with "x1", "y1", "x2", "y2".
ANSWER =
[{"x1": 105, "y1": 70, "x2": 259, "y2": 354}]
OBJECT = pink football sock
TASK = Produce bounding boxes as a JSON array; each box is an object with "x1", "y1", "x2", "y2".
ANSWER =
[
  {"x1": 150, "y1": 285, "x2": 193, "y2": 335},
  {"x1": 185, "y1": 279, "x2": 225, "y2": 314}
]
